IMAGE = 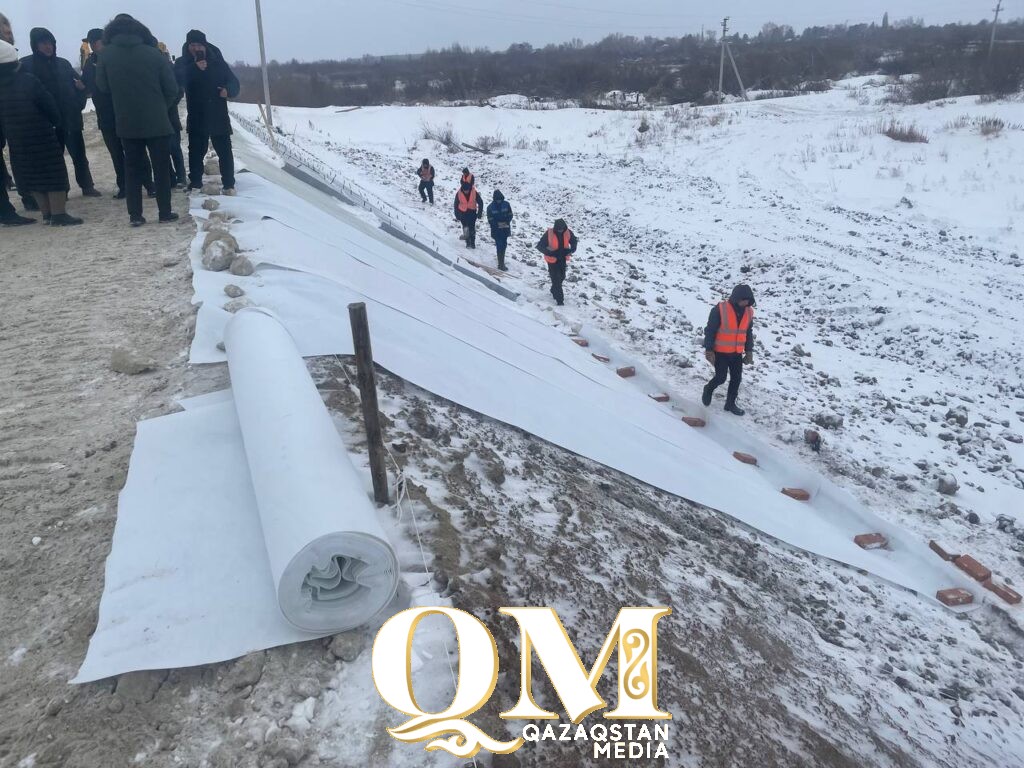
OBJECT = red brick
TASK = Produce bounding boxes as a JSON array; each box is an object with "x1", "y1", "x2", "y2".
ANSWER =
[
  {"x1": 681, "y1": 416, "x2": 706, "y2": 428},
  {"x1": 983, "y1": 579, "x2": 1022, "y2": 605},
  {"x1": 571, "y1": 337, "x2": 589, "y2": 347},
  {"x1": 781, "y1": 487, "x2": 811, "y2": 501},
  {"x1": 732, "y1": 452, "x2": 758, "y2": 466},
  {"x1": 936, "y1": 587, "x2": 974, "y2": 607},
  {"x1": 616, "y1": 366, "x2": 636, "y2": 378},
  {"x1": 954, "y1": 554, "x2": 992, "y2": 583},
  {"x1": 592, "y1": 353, "x2": 610, "y2": 363},
  {"x1": 928, "y1": 540, "x2": 957, "y2": 561},
  {"x1": 648, "y1": 393, "x2": 670, "y2": 403},
  {"x1": 854, "y1": 533, "x2": 888, "y2": 550}
]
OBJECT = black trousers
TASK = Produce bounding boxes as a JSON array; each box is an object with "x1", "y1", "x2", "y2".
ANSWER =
[
  {"x1": 101, "y1": 128, "x2": 154, "y2": 193},
  {"x1": 0, "y1": 151, "x2": 15, "y2": 216},
  {"x1": 494, "y1": 232, "x2": 509, "y2": 266},
  {"x1": 459, "y1": 216, "x2": 477, "y2": 247},
  {"x1": 706, "y1": 353, "x2": 744, "y2": 407},
  {"x1": 169, "y1": 130, "x2": 186, "y2": 185},
  {"x1": 124, "y1": 137, "x2": 171, "y2": 219},
  {"x1": 188, "y1": 132, "x2": 235, "y2": 190},
  {"x1": 418, "y1": 179, "x2": 434, "y2": 202},
  {"x1": 548, "y1": 260, "x2": 567, "y2": 304},
  {"x1": 56, "y1": 128, "x2": 94, "y2": 191}
]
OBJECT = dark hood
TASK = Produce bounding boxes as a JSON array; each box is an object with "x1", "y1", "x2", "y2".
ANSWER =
[
  {"x1": 29, "y1": 27, "x2": 56, "y2": 56},
  {"x1": 492, "y1": 190, "x2": 504, "y2": 202},
  {"x1": 180, "y1": 39, "x2": 225, "y2": 63},
  {"x1": 729, "y1": 283, "x2": 756, "y2": 306},
  {"x1": 103, "y1": 15, "x2": 157, "y2": 47}
]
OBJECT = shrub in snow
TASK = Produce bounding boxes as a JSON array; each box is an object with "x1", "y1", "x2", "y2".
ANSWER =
[{"x1": 880, "y1": 120, "x2": 928, "y2": 143}]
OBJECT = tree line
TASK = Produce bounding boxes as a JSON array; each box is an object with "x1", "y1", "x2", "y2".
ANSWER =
[{"x1": 232, "y1": 17, "x2": 1024, "y2": 108}]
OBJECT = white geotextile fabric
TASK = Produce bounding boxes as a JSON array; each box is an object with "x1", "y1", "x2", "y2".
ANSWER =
[
  {"x1": 74, "y1": 310, "x2": 398, "y2": 683},
  {"x1": 184, "y1": 171, "x2": 978, "y2": 610}
]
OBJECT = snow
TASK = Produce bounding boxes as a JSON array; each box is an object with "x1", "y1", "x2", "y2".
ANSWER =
[{"x1": 230, "y1": 82, "x2": 1024, "y2": 612}]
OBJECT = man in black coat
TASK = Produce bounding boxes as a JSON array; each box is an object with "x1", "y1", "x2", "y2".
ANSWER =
[
  {"x1": 453, "y1": 180, "x2": 484, "y2": 248},
  {"x1": 702, "y1": 283, "x2": 756, "y2": 416},
  {"x1": 81, "y1": 28, "x2": 154, "y2": 199},
  {"x1": 97, "y1": 14, "x2": 180, "y2": 226},
  {"x1": 19, "y1": 27, "x2": 98, "y2": 199},
  {"x1": 175, "y1": 30, "x2": 239, "y2": 194},
  {"x1": 535, "y1": 218, "x2": 578, "y2": 306}
]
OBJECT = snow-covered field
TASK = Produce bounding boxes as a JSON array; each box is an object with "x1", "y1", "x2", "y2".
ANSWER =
[
  {"x1": 235, "y1": 76, "x2": 1024, "y2": 574},
  {"x1": 224, "y1": 80, "x2": 1024, "y2": 763}
]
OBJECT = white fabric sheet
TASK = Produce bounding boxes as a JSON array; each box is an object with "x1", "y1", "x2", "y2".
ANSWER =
[
  {"x1": 74, "y1": 311, "x2": 398, "y2": 682},
  {"x1": 185, "y1": 171, "x2": 978, "y2": 610}
]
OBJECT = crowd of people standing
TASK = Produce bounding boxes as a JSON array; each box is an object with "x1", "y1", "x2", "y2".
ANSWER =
[{"x1": 0, "y1": 11, "x2": 238, "y2": 228}]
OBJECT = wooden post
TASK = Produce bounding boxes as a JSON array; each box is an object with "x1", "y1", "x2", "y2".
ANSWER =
[
  {"x1": 718, "y1": 17, "x2": 729, "y2": 103},
  {"x1": 348, "y1": 303, "x2": 389, "y2": 505}
]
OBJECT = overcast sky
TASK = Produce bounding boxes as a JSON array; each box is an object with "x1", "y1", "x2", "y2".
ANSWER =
[{"x1": 1, "y1": 1, "x2": 1000, "y2": 63}]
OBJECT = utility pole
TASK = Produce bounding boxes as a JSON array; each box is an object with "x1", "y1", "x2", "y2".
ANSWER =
[
  {"x1": 255, "y1": 0, "x2": 274, "y2": 132},
  {"x1": 726, "y1": 41, "x2": 748, "y2": 101},
  {"x1": 717, "y1": 17, "x2": 748, "y2": 103},
  {"x1": 718, "y1": 17, "x2": 728, "y2": 103},
  {"x1": 989, "y1": 0, "x2": 1003, "y2": 59}
]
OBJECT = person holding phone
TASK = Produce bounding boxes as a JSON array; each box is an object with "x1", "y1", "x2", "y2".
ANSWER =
[{"x1": 174, "y1": 29, "x2": 239, "y2": 195}]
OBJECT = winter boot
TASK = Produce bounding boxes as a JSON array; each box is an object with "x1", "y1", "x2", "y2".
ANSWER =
[
  {"x1": 724, "y1": 403, "x2": 745, "y2": 416},
  {"x1": 49, "y1": 213, "x2": 84, "y2": 226},
  {"x1": 1, "y1": 213, "x2": 35, "y2": 226},
  {"x1": 497, "y1": 250, "x2": 507, "y2": 271},
  {"x1": 701, "y1": 383, "x2": 714, "y2": 407},
  {"x1": 82, "y1": 187, "x2": 102, "y2": 198}
]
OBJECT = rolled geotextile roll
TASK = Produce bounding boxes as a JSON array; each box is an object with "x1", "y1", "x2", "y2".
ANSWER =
[{"x1": 224, "y1": 307, "x2": 398, "y2": 631}]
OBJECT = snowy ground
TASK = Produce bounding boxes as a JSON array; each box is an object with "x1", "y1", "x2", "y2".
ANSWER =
[
  {"x1": 2, "y1": 78, "x2": 1024, "y2": 768},
  {"x1": 235, "y1": 76, "x2": 1024, "y2": 595}
]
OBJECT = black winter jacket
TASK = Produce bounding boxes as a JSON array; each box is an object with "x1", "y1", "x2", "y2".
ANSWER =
[
  {"x1": 486, "y1": 199, "x2": 513, "y2": 237},
  {"x1": 0, "y1": 64, "x2": 69, "y2": 193},
  {"x1": 19, "y1": 28, "x2": 86, "y2": 132},
  {"x1": 535, "y1": 228, "x2": 578, "y2": 262},
  {"x1": 175, "y1": 41, "x2": 239, "y2": 136},
  {"x1": 703, "y1": 284, "x2": 756, "y2": 354},
  {"x1": 454, "y1": 187, "x2": 484, "y2": 222}
]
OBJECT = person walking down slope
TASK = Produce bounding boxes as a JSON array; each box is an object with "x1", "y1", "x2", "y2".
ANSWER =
[
  {"x1": 701, "y1": 284, "x2": 756, "y2": 416},
  {"x1": 96, "y1": 14, "x2": 180, "y2": 226},
  {"x1": 486, "y1": 189, "x2": 513, "y2": 271},
  {"x1": 19, "y1": 28, "x2": 98, "y2": 200},
  {"x1": 454, "y1": 180, "x2": 483, "y2": 248},
  {"x1": 175, "y1": 30, "x2": 240, "y2": 195},
  {"x1": 536, "y1": 218, "x2": 577, "y2": 306},
  {"x1": 0, "y1": 40, "x2": 82, "y2": 225},
  {"x1": 81, "y1": 28, "x2": 155, "y2": 200},
  {"x1": 416, "y1": 158, "x2": 434, "y2": 204},
  {"x1": 460, "y1": 167, "x2": 474, "y2": 187}
]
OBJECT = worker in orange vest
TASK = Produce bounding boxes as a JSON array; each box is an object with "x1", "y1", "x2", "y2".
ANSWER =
[
  {"x1": 416, "y1": 158, "x2": 434, "y2": 204},
  {"x1": 453, "y1": 180, "x2": 483, "y2": 248},
  {"x1": 535, "y1": 218, "x2": 577, "y2": 306},
  {"x1": 702, "y1": 284, "x2": 755, "y2": 416},
  {"x1": 460, "y1": 167, "x2": 474, "y2": 186}
]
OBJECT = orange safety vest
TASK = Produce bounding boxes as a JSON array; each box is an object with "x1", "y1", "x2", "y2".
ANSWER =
[
  {"x1": 461, "y1": 172, "x2": 474, "y2": 185},
  {"x1": 713, "y1": 301, "x2": 753, "y2": 354},
  {"x1": 544, "y1": 228, "x2": 573, "y2": 264},
  {"x1": 456, "y1": 187, "x2": 478, "y2": 213},
  {"x1": 419, "y1": 165, "x2": 433, "y2": 180}
]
